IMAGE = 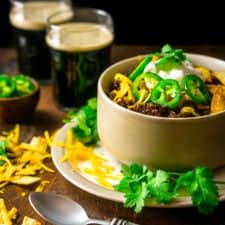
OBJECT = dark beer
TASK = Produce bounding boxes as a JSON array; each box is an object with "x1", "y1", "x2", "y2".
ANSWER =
[
  {"x1": 12, "y1": 27, "x2": 51, "y2": 81},
  {"x1": 46, "y1": 22, "x2": 114, "y2": 108},
  {"x1": 9, "y1": 1, "x2": 71, "y2": 82}
]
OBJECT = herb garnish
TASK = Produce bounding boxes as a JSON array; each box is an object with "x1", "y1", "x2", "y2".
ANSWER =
[
  {"x1": 155, "y1": 44, "x2": 186, "y2": 72},
  {"x1": 115, "y1": 163, "x2": 225, "y2": 215},
  {"x1": 64, "y1": 97, "x2": 98, "y2": 145},
  {"x1": 0, "y1": 138, "x2": 8, "y2": 165}
]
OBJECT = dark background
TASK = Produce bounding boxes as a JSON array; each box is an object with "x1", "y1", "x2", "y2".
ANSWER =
[{"x1": 1, "y1": 0, "x2": 225, "y2": 46}]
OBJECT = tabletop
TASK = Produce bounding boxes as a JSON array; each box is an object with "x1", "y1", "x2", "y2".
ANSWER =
[{"x1": 1, "y1": 44, "x2": 225, "y2": 225}]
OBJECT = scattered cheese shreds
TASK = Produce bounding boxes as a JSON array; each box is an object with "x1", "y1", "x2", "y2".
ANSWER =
[
  {"x1": 35, "y1": 180, "x2": 50, "y2": 192},
  {"x1": 21, "y1": 216, "x2": 42, "y2": 225},
  {"x1": 0, "y1": 125, "x2": 54, "y2": 193},
  {"x1": 8, "y1": 207, "x2": 18, "y2": 220},
  {"x1": 52, "y1": 128, "x2": 122, "y2": 189},
  {"x1": 0, "y1": 198, "x2": 18, "y2": 225},
  {"x1": 7, "y1": 124, "x2": 20, "y2": 145}
]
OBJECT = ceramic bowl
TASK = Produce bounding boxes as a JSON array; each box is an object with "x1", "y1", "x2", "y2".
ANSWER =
[
  {"x1": 97, "y1": 53, "x2": 225, "y2": 171},
  {"x1": 0, "y1": 77, "x2": 40, "y2": 123}
]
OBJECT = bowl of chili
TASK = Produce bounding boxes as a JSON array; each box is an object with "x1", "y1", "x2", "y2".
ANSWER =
[
  {"x1": 0, "y1": 74, "x2": 40, "y2": 123},
  {"x1": 97, "y1": 46, "x2": 225, "y2": 171}
]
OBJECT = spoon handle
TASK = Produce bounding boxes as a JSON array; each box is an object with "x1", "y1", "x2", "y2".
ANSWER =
[
  {"x1": 110, "y1": 218, "x2": 139, "y2": 225},
  {"x1": 87, "y1": 218, "x2": 110, "y2": 225}
]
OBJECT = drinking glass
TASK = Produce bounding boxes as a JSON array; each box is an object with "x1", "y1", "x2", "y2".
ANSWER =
[
  {"x1": 9, "y1": 0, "x2": 72, "y2": 83},
  {"x1": 46, "y1": 7, "x2": 114, "y2": 109}
]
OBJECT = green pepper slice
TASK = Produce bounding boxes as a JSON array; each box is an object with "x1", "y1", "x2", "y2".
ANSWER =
[
  {"x1": 129, "y1": 56, "x2": 151, "y2": 81},
  {"x1": 12, "y1": 74, "x2": 35, "y2": 96},
  {"x1": 0, "y1": 74, "x2": 16, "y2": 98},
  {"x1": 133, "y1": 72, "x2": 162, "y2": 103},
  {"x1": 151, "y1": 79, "x2": 182, "y2": 109},
  {"x1": 183, "y1": 74, "x2": 210, "y2": 104}
]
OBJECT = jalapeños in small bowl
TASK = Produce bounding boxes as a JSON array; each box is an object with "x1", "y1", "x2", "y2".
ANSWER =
[
  {"x1": 97, "y1": 45, "x2": 225, "y2": 171},
  {"x1": 0, "y1": 74, "x2": 36, "y2": 98},
  {"x1": 0, "y1": 74, "x2": 40, "y2": 123}
]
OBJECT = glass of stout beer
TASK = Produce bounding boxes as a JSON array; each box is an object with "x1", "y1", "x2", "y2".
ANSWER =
[
  {"x1": 9, "y1": 0, "x2": 71, "y2": 83},
  {"x1": 46, "y1": 8, "x2": 114, "y2": 109}
]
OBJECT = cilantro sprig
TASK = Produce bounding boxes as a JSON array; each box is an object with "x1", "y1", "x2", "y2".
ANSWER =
[
  {"x1": 155, "y1": 44, "x2": 186, "y2": 72},
  {"x1": 115, "y1": 163, "x2": 225, "y2": 215},
  {"x1": 175, "y1": 166, "x2": 219, "y2": 215},
  {"x1": 64, "y1": 97, "x2": 98, "y2": 145}
]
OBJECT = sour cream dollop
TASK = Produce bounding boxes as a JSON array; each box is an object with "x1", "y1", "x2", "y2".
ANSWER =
[{"x1": 144, "y1": 59, "x2": 204, "y2": 82}]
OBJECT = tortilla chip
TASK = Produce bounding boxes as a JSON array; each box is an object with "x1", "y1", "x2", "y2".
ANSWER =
[
  {"x1": 196, "y1": 66, "x2": 212, "y2": 83},
  {"x1": 178, "y1": 106, "x2": 199, "y2": 117},
  {"x1": 210, "y1": 85, "x2": 225, "y2": 113},
  {"x1": 207, "y1": 84, "x2": 220, "y2": 95},
  {"x1": 212, "y1": 71, "x2": 225, "y2": 85}
]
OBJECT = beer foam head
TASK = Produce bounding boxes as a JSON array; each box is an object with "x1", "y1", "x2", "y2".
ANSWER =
[
  {"x1": 9, "y1": 1, "x2": 71, "y2": 30},
  {"x1": 46, "y1": 22, "x2": 114, "y2": 52}
]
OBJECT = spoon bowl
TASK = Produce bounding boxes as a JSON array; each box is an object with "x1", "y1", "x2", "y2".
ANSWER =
[
  {"x1": 29, "y1": 192, "x2": 90, "y2": 225},
  {"x1": 29, "y1": 192, "x2": 138, "y2": 225}
]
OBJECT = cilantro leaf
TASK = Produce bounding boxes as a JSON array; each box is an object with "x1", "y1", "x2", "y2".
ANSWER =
[
  {"x1": 175, "y1": 166, "x2": 219, "y2": 215},
  {"x1": 124, "y1": 182, "x2": 148, "y2": 213},
  {"x1": 115, "y1": 163, "x2": 153, "y2": 213},
  {"x1": 161, "y1": 44, "x2": 173, "y2": 53},
  {"x1": 155, "y1": 56, "x2": 181, "y2": 72},
  {"x1": 160, "y1": 44, "x2": 186, "y2": 61},
  {"x1": 64, "y1": 97, "x2": 98, "y2": 145},
  {"x1": 115, "y1": 163, "x2": 153, "y2": 193},
  {"x1": 0, "y1": 139, "x2": 8, "y2": 166},
  {"x1": 115, "y1": 162, "x2": 222, "y2": 215},
  {"x1": 156, "y1": 44, "x2": 186, "y2": 72},
  {"x1": 121, "y1": 163, "x2": 152, "y2": 180},
  {"x1": 147, "y1": 170, "x2": 174, "y2": 203},
  {"x1": 173, "y1": 49, "x2": 186, "y2": 61}
]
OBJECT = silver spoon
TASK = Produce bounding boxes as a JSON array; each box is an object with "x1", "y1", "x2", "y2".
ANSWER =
[{"x1": 29, "y1": 192, "x2": 139, "y2": 225}]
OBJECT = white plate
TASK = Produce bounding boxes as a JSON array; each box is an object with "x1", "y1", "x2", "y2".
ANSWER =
[{"x1": 51, "y1": 122, "x2": 225, "y2": 208}]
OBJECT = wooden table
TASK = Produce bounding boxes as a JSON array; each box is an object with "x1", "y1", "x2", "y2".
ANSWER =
[{"x1": 1, "y1": 45, "x2": 225, "y2": 225}]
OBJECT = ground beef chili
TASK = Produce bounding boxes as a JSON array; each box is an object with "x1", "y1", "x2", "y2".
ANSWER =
[
  {"x1": 108, "y1": 78, "x2": 210, "y2": 118},
  {"x1": 132, "y1": 103, "x2": 178, "y2": 117},
  {"x1": 109, "y1": 80, "x2": 179, "y2": 117}
]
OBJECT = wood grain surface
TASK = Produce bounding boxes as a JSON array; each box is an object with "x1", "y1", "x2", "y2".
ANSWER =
[{"x1": 1, "y1": 45, "x2": 225, "y2": 225}]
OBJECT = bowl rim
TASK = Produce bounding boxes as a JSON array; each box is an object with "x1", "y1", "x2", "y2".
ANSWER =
[
  {"x1": 0, "y1": 76, "x2": 40, "y2": 102},
  {"x1": 98, "y1": 52, "x2": 225, "y2": 123}
]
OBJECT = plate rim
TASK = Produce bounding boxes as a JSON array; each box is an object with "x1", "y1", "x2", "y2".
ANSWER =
[{"x1": 51, "y1": 123, "x2": 225, "y2": 209}]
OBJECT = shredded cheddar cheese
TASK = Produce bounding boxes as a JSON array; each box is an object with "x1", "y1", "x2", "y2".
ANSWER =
[
  {"x1": 7, "y1": 124, "x2": 20, "y2": 145},
  {"x1": 0, "y1": 198, "x2": 18, "y2": 225},
  {"x1": 0, "y1": 125, "x2": 54, "y2": 193},
  {"x1": 35, "y1": 180, "x2": 50, "y2": 192},
  {"x1": 21, "y1": 216, "x2": 42, "y2": 225},
  {"x1": 49, "y1": 129, "x2": 122, "y2": 189},
  {"x1": 111, "y1": 73, "x2": 135, "y2": 103}
]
